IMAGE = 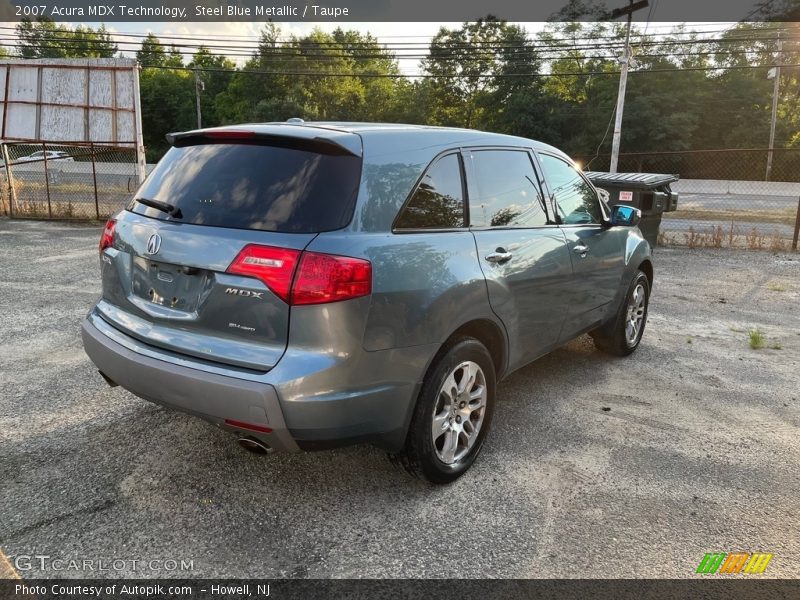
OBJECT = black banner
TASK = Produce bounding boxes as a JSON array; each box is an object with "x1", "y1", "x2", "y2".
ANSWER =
[
  {"x1": 4, "y1": 0, "x2": 800, "y2": 23},
  {"x1": 2, "y1": 579, "x2": 800, "y2": 600}
]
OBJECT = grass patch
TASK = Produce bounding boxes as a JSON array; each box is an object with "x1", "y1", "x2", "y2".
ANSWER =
[
  {"x1": 767, "y1": 282, "x2": 787, "y2": 292},
  {"x1": 668, "y1": 208, "x2": 795, "y2": 225},
  {"x1": 660, "y1": 223, "x2": 793, "y2": 251},
  {"x1": 748, "y1": 328, "x2": 766, "y2": 350}
]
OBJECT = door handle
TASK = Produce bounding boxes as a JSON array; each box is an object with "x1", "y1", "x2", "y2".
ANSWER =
[
  {"x1": 485, "y1": 250, "x2": 513, "y2": 264},
  {"x1": 573, "y1": 244, "x2": 590, "y2": 257}
]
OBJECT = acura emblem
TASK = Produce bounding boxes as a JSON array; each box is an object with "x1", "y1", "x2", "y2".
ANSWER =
[{"x1": 146, "y1": 233, "x2": 162, "y2": 255}]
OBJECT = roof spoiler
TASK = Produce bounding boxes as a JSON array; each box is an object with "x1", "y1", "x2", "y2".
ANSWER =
[{"x1": 165, "y1": 127, "x2": 362, "y2": 157}]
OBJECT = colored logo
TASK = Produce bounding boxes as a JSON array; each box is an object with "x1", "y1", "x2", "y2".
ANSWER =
[{"x1": 696, "y1": 552, "x2": 773, "y2": 574}]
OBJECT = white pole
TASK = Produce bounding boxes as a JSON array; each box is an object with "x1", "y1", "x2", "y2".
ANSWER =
[
  {"x1": 609, "y1": 10, "x2": 634, "y2": 174},
  {"x1": 765, "y1": 33, "x2": 782, "y2": 182},
  {"x1": 131, "y1": 62, "x2": 146, "y2": 185},
  {"x1": 195, "y1": 71, "x2": 203, "y2": 129}
]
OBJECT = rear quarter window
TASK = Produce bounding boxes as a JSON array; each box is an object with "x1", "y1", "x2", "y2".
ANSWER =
[
  {"x1": 394, "y1": 153, "x2": 466, "y2": 230},
  {"x1": 129, "y1": 141, "x2": 362, "y2": 233}
]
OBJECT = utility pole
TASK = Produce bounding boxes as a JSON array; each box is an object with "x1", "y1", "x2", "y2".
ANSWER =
[
  {"x1": 194, "y1": 70, "x2": 204, "y2": 129},
  {"x1": 766, "y1": 32, "x2": 782, "y2": 182},
  {"x1": 609, "y1": 0, "x2": 649, "y2": 174}
]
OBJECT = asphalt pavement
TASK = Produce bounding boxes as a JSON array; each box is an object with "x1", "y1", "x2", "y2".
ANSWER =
[{"x1": 0, "y1": 218, "x2": 798, "y2": 579}]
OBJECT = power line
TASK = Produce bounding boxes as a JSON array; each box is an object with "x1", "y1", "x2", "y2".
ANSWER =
[
  {"x1": 3, "y1": 24, "x2": 793, "y2": 52},
  {"x1": 0, "y1": 32, "x2": 791, "y2": 63}
]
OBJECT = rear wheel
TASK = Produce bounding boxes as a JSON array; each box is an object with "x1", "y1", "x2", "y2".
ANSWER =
[
  {"x1": 394, "y1": 338, "x2": 496, "y2": 484},
  {"x1": 591, "y1": 270, "x2": 650, "y2": 356}
]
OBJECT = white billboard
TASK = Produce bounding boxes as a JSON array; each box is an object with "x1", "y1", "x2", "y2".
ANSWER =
[{"x1": 0, "y1": 57, "x2": 145, "y2": 182}]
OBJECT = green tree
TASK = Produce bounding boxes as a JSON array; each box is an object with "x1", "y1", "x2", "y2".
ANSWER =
[
  {"x1": 139, "y1": 67, "x2": 195, "y2": 161},
  {"x1": 136, "y1": 33, "x2": 167, "y2": 67},
  {"x1": 534, "y1": 22, "x2": 625, "y2": 155},
  {"x1": 421, "y1": 18, "x2": 539, "y2": 129},
  {"x1": 16, "y1": 18, "x2": 117, "y2": 58},
  {"x1": 188, "y1": 47, "x2": 236, "y2": 128},
  {"x1": 217, "y1": 25, "x2": 406, "y2": 124}
]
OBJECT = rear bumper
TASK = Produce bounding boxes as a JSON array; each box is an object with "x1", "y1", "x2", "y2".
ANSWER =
[
  {"x1": 82, "y1": 311, "x2": 436, "y2": 453},
  {"x1": 81, "y1": 316, "x2": 300, "y2": 452}
]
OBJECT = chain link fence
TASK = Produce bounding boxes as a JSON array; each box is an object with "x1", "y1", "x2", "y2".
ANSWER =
[
  {"x1": 0, "y1": 141, "x2": 141, "y2": 220},
  {"x1": 576, "y1": 148, "x2": 800, "y2": 251},
  {"x1": 2, "y1": 142, "x2": 799, "y2": 250}
]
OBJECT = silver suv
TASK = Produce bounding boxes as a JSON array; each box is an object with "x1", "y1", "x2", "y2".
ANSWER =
[{"x1": 82, "y1": 122, "x2": 652, "y2": 483}]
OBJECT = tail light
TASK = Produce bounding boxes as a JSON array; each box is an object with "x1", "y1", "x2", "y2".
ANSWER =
[
  {"x1": 292, "y1": 252, "x2": 372, "y2": 305},
  {"x1": 226, "y1": 245, "x2": 372, "y2": 305},
  {"x1": 227, "y1": 245, "x2": 300, "y2": 303},
  {"x1": 99, "y1": 219, "x2": 116, "y2": 253}
]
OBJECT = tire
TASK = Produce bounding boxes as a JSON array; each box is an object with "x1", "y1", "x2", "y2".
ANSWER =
[
  {"x1": 394, "y1": 338, "x2": 496, "y2": 484},
  {"x1": 590, "y1": 270, "x2": 650, "y2": 357}
]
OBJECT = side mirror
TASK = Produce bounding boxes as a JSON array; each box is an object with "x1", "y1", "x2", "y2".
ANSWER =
[{"x1": 610, "y1": 205, "x2": 641, "y2": 227}]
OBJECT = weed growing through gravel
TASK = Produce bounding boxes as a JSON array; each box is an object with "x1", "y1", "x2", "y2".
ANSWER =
[{"x1": 749, "y1": 328, "x2": 766, "y2": 349}]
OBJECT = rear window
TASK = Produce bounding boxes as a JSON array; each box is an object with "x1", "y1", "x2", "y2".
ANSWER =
[{"x1": 129, "y1": 142, "x2": 362, "y2": 233}]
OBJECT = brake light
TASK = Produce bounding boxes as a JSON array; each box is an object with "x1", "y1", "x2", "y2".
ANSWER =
[
  {"x1": 227, "y1": 245, "x2": 301, "y2": 303},
  {"x1": 99, "y1": 219, "x2": 116, "y2": 253},
  {"x1": 204, "y1": 130, "x2": 255, "y2": 139},
  {"x1": 226, "y1": 245, "x2": 372, "y2": 305},
  {"x1": 292, "y1": 252, "x2": 372, "y2": 305}
]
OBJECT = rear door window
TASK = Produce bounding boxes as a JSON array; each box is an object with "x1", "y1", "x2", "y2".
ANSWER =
[
  {"x1": 129, "y1": 142, "x2": 362, "y2": 233},
  {"x1": 394, "y1": 153, "x2": 466, "y2": 230},
  {"x1": 469, "y1": 150, "x2": 549, "y2": 228}
]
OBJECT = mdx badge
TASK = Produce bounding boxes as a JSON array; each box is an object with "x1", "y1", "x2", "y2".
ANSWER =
[
  {"x1": 225, "y1": 287, "x2": 264, "y2": 299},
  {"x1": 146, "y1": 233, "x2": 162, "y2": 255}
]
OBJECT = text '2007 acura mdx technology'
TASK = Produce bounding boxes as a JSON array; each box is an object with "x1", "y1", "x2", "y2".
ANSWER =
[{"x1": 82, "y1": 121, "x2": 653, "y2": 483}]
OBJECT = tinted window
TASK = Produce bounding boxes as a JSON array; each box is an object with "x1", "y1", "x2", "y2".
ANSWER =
[
  {"x1": 470, "y1": 150, "x2": 548, "y2": 228},
  {"x1": 129, "y1": 142, "x2": 361, "y2": 233},
  {"x1": 395, "y1": 154, "x2": 465, "y2": 229},
  {"x1": 539, "y1": 154, "x2": 602, "y2": 225}
]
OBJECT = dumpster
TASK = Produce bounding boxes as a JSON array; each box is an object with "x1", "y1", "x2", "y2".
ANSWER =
[{"x1": 584, "y1": 172, "x2": 679, "y2": 248}]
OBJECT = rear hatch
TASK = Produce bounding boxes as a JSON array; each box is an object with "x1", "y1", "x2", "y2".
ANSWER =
[{"x1": 97, "y1": 127, "x2": 363, "y2": 371}]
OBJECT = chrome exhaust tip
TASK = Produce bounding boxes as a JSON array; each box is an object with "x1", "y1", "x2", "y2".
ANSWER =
[{"x1": 238, "y1": 437, "x2": 272, "y2": 455}]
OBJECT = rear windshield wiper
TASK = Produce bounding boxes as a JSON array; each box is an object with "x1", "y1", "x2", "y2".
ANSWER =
[{"x1": 135, "y1": 197, "x2": 183, "y2": 219}]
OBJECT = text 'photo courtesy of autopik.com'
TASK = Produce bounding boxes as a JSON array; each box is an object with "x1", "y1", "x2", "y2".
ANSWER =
[{"x1": 1, "y1": 0, "x2": 799, "y2": 598}]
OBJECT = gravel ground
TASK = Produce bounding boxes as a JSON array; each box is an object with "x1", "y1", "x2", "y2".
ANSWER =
[{"x1": 0, "y1": 218, "x2": 798, "y2": 579}]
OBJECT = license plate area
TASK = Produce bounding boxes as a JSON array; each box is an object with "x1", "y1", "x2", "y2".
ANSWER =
[{"x1": 131, "y1": 256, "x2": 209, "y2": 312}]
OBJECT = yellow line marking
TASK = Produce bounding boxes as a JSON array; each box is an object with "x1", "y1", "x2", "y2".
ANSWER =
[{"x1": 0, "y1": 548, "x2": 21, "y2": 580}]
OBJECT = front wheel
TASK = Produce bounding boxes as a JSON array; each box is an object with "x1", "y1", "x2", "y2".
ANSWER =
[
  {"x1": 591, "y1": 270, "x2": 650, "y2": 356},
  {"x1": 394, "y1": 338, "x2": 496, "y2": 484}
]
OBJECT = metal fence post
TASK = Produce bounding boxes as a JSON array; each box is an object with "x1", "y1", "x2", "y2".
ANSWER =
[
  {"x1": 90, "y1": 142, "x2": 99, "y2": 219},
  {"x1": 42, "y1": 142, "x2": 52, "y2": 218},
  {"x1": 1, "y1": 142, "x2": 16, "y2": 216},
  {"x1": 792, "y1": 196, "x2": 800, "y2": 252}
]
